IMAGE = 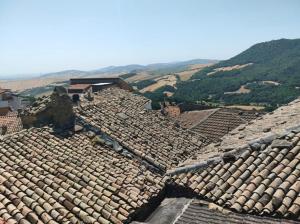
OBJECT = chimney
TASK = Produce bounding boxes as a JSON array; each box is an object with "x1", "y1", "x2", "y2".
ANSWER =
[
  {"x1": 21, "y1": 86, "x2": 75, "y2": 131},
  {"x1": 50, "y1": 86, "x2": 75, "y2": 130}
]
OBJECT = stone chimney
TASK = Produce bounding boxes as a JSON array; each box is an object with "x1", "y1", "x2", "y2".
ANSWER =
[
  {"x1": 22, "y1": 86, "x2": 75, "y2": 131},
  {"x1": 50, "y1": 86, "x2": 75, "y2": 130}
]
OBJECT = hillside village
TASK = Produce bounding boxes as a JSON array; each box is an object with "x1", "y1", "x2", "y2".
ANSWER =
[{"x1": 0, "y1": 77, "x2": 300, "y2": 223}]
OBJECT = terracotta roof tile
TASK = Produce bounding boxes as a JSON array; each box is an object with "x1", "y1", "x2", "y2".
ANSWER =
[
  {"x1": 0, "y1": 112, "x2": 22, "y2": 134},
  {"x1": 4, "y1": 88, "x2": 300, "y2": 223},
  {"x1": 173, "y1": 128, "x2": 300, "y2": 220},
  {"x1": 0, "y1": 127, "x2": 164, "y2": 223},
  {"x1": 189, "y1": 108, "x2": 261, "y2": 142},
  {"x1": 76, "y1": 88, "x2": 208, "y2": 170}
]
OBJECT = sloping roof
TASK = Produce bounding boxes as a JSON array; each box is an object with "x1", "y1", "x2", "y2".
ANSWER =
[
  {"x1": 0, "y1": 127, "x2": 164, "y2": 224},
  {"x1": 146, "y1": 98, "x2": 300, "y2": 223},
  {"x1": 185, "y1": 98, "x2": 300, "y2": 163},
  {"x1": 7, "y1": 87, "x2": 300, "y2": 223},
  {"x1": 0, "y1": 88, "x2": 210, "y2": 223},
  {"x1": 171, "y1": 119, "x2": 300, "y2": 219},
  {"x1": 22, "y1": 95, "x2": 51, "y2": 116},
  {"x1": 0, "y1": 112, "x2": 22, "y2": 134},
  {"x1": 77, "y1": 88, "x2": 208, "y2": 170},
  {"x1": 189, "y1": 108, "x2": 260, "y2": 142},
  {"x1": 174, "y1": 199, "x2": 298, "y2": 224},
  {"x1": 176, "y1": 109, "x2": 218, "y2": 129}
]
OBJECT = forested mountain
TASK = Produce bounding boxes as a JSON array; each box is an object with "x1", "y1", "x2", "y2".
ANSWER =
[{"x1": 143, "y1": 39, "x2": 300, "y2": 109}]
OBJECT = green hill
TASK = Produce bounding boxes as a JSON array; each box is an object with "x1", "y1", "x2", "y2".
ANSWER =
[{"x1": 168, "y1": 38, "x2": 300, "y2": 108}]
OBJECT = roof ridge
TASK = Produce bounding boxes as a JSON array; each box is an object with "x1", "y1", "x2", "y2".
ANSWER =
[
  {"x1": 189, "y1": 108, "x2": 221, "y2": 130},
  {"x1": 172, "y1": 198, "x2": 193, "y2": 224},
  {"x1": 76, "y1": 116, "x2": 167, "y2": 174}
]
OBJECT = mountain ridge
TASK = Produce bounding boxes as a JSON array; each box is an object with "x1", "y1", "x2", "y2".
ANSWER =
[
  {"x1": 39, "y1": 59, "x2": 218, "y2": 79},
  {"x1": 141, "y1": 38, "x2": 300, "y2": 109}
]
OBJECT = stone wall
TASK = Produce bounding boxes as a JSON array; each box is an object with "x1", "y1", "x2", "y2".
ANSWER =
[{"x1": 21, "y1": 86, "x2": 75, "y2": 130}]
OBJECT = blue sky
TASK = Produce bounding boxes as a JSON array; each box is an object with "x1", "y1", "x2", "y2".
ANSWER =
[{"x1": 0, "y1": 0, "x2": 299, "y2": 76}]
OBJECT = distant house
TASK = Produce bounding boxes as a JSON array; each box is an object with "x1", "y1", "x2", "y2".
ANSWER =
[
  {"x1": 0, "y1": 88, "x2": 22, "y2": 115},
  {"x1": 67, "y1": 83, "x2": 92, "y2": 95},
  {"x1": 67, "y1": 77, "x2": 132, "y2": 99}
]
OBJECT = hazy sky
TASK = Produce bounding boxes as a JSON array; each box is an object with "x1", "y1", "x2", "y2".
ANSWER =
[{"x1": 0, "y1": 0, "x2": 299, "y2": 76}]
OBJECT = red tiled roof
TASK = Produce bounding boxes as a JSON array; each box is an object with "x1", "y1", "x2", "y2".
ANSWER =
[
  {"x1": 174, "y1": 131, "x2": 300, "y2": 219},
  {"x1": 0, "y1": 127, "x2": 164, "y2": 223},
  {"x1": 0, "y1": 112, "x2": 22, "y2": 134},
  {"x1": 77, "y1": 88, "x2": 208, "y2": 170},
  {"x1": 190, "y1": 108, "x2": 260, "y2": 142}
]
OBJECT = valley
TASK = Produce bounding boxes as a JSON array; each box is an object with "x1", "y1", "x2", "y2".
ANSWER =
[{"x1": 2, "y1": 39, "x2": 300, "y2": 113}]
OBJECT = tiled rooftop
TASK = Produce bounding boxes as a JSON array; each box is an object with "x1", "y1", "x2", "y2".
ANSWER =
[
  {"x1": 0, "y1": 127, "x2": 164, "y2": 224},
  {"x1": 184, "y1": 98, "x2": 300, "y2": 163},
  {"x1": 0, "y1": 112, "x2": 22, "y2": 135},
  {"x1": 0, "y1": 88, "x2": 211, "y2": 223},
  {"x1": 77, "y1": 88, "x2": 208, "y2": 170},
  {"x1": 172, "y1": 118, "x2": 300, "y2": 221},
  {"x1": 3, "y1": 87, "x2": 300, "y2": 223},
  {"x1": 175, "y1": 109, "x2": 218, "y2": 129},
  {"x1": 22, "y1": 96, "x2": 51, "y2": 116},
  {"x1": 188, "y1": 108, "x2": 260, "y2": 142},
  {"x1": 174, "y1": 199, "x2": 299, "y2": 224}
]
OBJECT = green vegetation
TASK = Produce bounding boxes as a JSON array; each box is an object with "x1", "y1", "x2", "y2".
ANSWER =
[
  {"x1": 135, "y1": 79, "x2": 157, "y2": 90},
  {"x1": 143, "y1": 85, "x2": 176, "y2": 109},
  {"x1": 141, "y1": 39, "x2": 300, "y2": 110},
  {"x1": 120, "y1": 72, "x2": 137, "y2": 80}
]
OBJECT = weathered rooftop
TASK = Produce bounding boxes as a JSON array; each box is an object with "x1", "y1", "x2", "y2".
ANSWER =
[
  {"x1": 177, "y1": 108, "x2": 261, "y2": 142},
  {"x1": 0, "y1": 112, "x2": 22, "y2": 135},
  {"x1": 163, "y1": 98, "x2": 300, "y2": 222},
  {"x1": 183, "y1": 98, "x2": 300, "y2": 162},
  {"x1": 0, "y1": 127, "x2": 165, "y2": 224},
  {"x1": 2, "y1": 87, "x2": 300, "y2": 223},
  {"x1": 174, "y1": 199, "x2": 299, "y2": 224},
  {"x1": 77, "y1": 88, "x2": 208, "y2": 170},
  {"x1": 133, "y1": 197, "x2": 299, "y2": 224},
  {"x1": 176, "y1": 109, "x2": 218, "y2": 129},
  {"x1": 0, "y1": 88, "x2": 211, "y2": 223},
  {"x1": 172, "y1": 128, "x2": 300, "y2": 220}
]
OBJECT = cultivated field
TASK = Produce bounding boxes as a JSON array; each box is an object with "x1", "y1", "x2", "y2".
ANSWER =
[
  {"x1": 224, "y1": 85, "x2": 251, "y2": 95},
  {"x1": 225, "y1": 105, "x2": 265, "y2": 111},
  {"x1": 0, "y1": 77, "x2": 67, "y2": 92},
  {"x1": 176, "y1": 64, "x2": 212, "y2": 81},
  {"x1": 140, "y1": 75, "x2": 177, "y2": 93},
  {"x1": 207, "y1": 63, "x2": 253, "y2": 76}
]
